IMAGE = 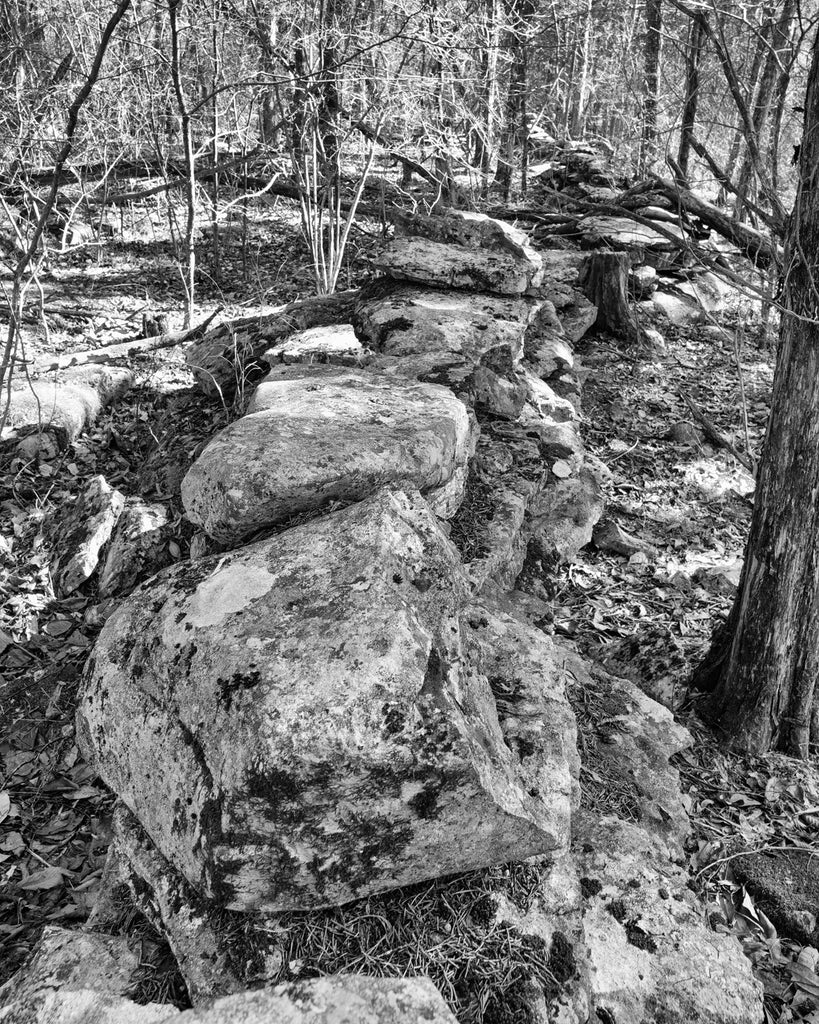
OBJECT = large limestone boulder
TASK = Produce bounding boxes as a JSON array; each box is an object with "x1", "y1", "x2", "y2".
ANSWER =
[
  {"x1": 78, "y1": 489, "x2": 577, "y2": 913},
  {"x1": 353, "y1": 280, "x2": 537, "y2": 370},
  {"x1": 0, "y1": 926, "x2": 175, "y2": 1023},
  {"x1": 169, "y1": 976, "x2": 457, "y2": 1024},
  {"x1": 377, "y1": 211, "x2": 543, "y2": 295},
  {"x1": 181, "y1": 368, "x2": 475, "y2": 545}
]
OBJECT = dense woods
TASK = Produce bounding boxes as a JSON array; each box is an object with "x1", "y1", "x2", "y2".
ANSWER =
[{"x1": 4, "y1": 3, "x2": 819, "y2": 1024}]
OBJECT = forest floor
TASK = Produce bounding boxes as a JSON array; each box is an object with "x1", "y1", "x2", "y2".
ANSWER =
[{"x1": 1, "y1": 198, "x2": 818, "y2": 1024}]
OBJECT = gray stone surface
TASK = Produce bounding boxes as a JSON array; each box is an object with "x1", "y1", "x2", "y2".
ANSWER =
[
  {"x1": 181, "y1": 369, "x2": 475, "y2": 544},
  {"x1": 98, "y1": 499, "x2": 171, "y2": 599},
  {"x1": 46, "y1": 475, "x2": 125, "y2": 596},
  {"x1": 0, "y1": 926, "x2": 175, "y2": 1024},
  {"x1": 78, "y1": 488, "x2": 577, "y2": 913},
  {"x1": 169, "y1": 976, "x2": 458, "y2": 1024},
  {"x1": 262, "y1": 324, "x2": 369, "y2": 367}
]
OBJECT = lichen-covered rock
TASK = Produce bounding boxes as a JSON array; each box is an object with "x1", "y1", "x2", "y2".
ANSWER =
[
  {"x1": 377, "y1": 212, "x2": 543, "y2": 295},
  {"x1": 262, "y1": 324, "x2": 369, "y2": 367},
  {"x1": 353, "y1": 280, "x2": 536, "y2": 371},
  {"x1": 170, "y1": 976, "x2": 458, "y2": 1024},
  {"x1": 78, "y1": 488, "x2": 576, "y2": 912},
  {"x1": 0, "y1": 926, "x2": 175, "y2": 1024},
  {"x1": 528, "y1": 464, "x2": 604, "y2": 564},
  {"x1": 181, "y1": 369, "x2": 475, "y2": 545},
  {"x1": 577, "y1": 818, "x2": 763, "y2": 1024},
  {"x1": 46, "y1": 475, "x2": 125, "y2": 596},
  {"x1": 577, "y1": 215, "x2": 686, "y2": 252},
  {"x1": 98, "y1": 499, "x2": 172, "y2": 599}
]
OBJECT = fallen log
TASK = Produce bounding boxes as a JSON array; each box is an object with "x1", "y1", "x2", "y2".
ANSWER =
[
  {"x1": 651, "y1": 175, "x2": 781, "y2": 268},
  {"x1": 39, "y1": 308, "x2": 222, "y2": 371},
  {"x1": 680, "y1": 389, "x2": 755, "y2": 473}
]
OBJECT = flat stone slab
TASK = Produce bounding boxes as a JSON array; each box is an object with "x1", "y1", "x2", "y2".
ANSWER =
[
  {"x1": 262, "y1": 323, "x2": 369, "y2": 367},
  {"x1": 578, "y1": 215, "x2": 686, "y2": 251},
  {"x1": 353, "y1": 280, "x2": 536, "y2": 369},
  {"x1": 181, "y1": 368, "x2": 475, "y2": 544},
  {"x1": 78, "y1": 488, "x2": 577, "y2": 912},
  {"x1": 169, "y1": 976, "x2": 458, "y2": 1024}
]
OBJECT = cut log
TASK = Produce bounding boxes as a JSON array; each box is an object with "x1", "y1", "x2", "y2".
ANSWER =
[{"x1": 582, "y1": 252, "x2": 640, "y2": 342}]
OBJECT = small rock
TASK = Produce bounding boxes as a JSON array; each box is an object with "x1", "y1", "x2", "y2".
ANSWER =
[
  {"x1": 666, "y1": 421, "x2": 702, "y2": 446},
  {"x1": 47, "y1": 476, "x2": 125, "y2": 596},
  {"x1": 628, "y1": 265, "x2": 658, "y2": 300},
  {"x1": 98, "y1": 499, "x2": 171, "y2": 599},
  {"x1": 593, "y1": 519, "x2": 657, "y2": 560}
]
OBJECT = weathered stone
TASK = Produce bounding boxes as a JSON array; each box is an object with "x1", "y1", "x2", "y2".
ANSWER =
[
  {"x1": 181, "y1": 369, "x2": 475, "y2": 544},
  {"x1": 376, "y1": 235, "x2": 542, "y2": 295},
  {"x1": 467, "y1": 366, "x2": 528, "y2": 420},
  {"x1": 578, "y1": 215, "x2": 686, "y2": 252},
  {"x1": 262, "y1": 324, "x2": 369, "y2": 367},
  {"x1": 46, "y1": 475, "x2": 125, "y2": 596},
  {"x1": 577, "y1": 818, "x2": 763, "y2": 1024},
  {"x1": 524, "y1": 302, "x2": 574, "y2": 379},
  {"x1": 556, "y1": 292, "x2": 598, "y2": 344},
  {"x1": 528, "y1": 250, "x2": 587, "y2": 306},
  {"x1": 394, "y1": 208, "x2": 540, "y2": 263},
  {"x1": 98, "y1": 499, "x2": 172, "y2": 599},
  {"x1": 170, "y1": 976, "x2": 458, "y2": 1024},
  {"x1": 2, "y1": 367, "x2": 133, "y2": 446},
  {"x1": 78, "y1": 488, "x2": 576, "y2": 912},
  {"x1": 0, "y1": 926, "x2": 174, "y2": 1024},
  {"x1": 529, "y1": 464, "x2": 604, "y2": 564},
  {"x1": 592, "y1": 519, "x2": 658, "y2": 560},
  {"x1": 353, "y1": 280, "x2": 536, "y2": 371},
  {"x1": 628, "y1": 265, "x2": 658, "y2": 299}
]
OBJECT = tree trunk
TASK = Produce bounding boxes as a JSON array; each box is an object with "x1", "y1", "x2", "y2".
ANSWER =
[
  {"x1": 707, "y1": 26, "x2": 819, "y2": 758},
  {"x1": 640, "y1": 0, "x2": 662, "y2": 174},
  {"x1": 677, "y1": 11, "x2": 706, "y2": 178}
]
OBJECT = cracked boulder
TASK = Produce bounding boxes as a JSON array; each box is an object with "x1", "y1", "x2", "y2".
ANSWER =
[
  {"x1": 181, "y1": 368, "x2": 475, "y2": 545},
  {"x1": 78, "y1": 488, "x2": 577, "y2": 913},
  {"x1": 377, "y1": 211, "x2": 543, "y2": 295}
]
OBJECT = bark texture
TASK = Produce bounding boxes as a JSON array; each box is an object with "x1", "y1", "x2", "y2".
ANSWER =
[{"x1": 709, "y1": 31, "x2": 819, "y2": 756}]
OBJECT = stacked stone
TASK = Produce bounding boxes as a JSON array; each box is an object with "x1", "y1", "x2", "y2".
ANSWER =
[{"x1": 4, "y1": 212, "x2": 762, "y2": 1024}]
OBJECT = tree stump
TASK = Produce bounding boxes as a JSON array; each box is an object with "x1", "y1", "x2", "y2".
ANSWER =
[{"x1": 582, "y1": 251, "x2": 641, "y2": 342}]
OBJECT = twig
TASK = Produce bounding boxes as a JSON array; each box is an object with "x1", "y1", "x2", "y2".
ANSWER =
[
  {"x1": 733, "y1": 324, "x2": 753, "y2": 465},
  {"x1": 679, "y1": 388, "x2": 756, "y2": 473}
]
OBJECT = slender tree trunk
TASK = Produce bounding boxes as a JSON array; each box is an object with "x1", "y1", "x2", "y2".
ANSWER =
[
  {"x1": 677, "y1": 11, "x2": 706, "y2": 178},
  {"x1": 707, "y1": 26, "x2": 819, "y2": 758},
  {"x1": 169, "y1": 0, "x2": 196, "y2": 328},
  {"x1": 735, "y1": 0, "x2": 796, "y2": 220},
  {"x1": 640, "y1": 0, "x2": 662, "y2": 174},
  {"x1": 570, "y1": 0, "x2": 593, "y2": 138},
  {"x1": 718, "y1": 16, "x2": 769, "y2": 205}
]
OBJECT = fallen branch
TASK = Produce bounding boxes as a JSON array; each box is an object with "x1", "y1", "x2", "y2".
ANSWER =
[
  {"x1": 680, "y1": 389, "x2": 756, "y2": 473},
  {"x1": 39, "y1": 307, "x2": 222, "y2": 371}
]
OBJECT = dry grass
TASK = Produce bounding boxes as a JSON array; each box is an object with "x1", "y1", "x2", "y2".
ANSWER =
[{"x1": 216, "y1": 861, "x2": 574, "y2": 1024}]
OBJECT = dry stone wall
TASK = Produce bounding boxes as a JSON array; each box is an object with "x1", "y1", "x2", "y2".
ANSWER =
[{"x1": 3, "y1": 211, "x2": 762, "y2": 1024}]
